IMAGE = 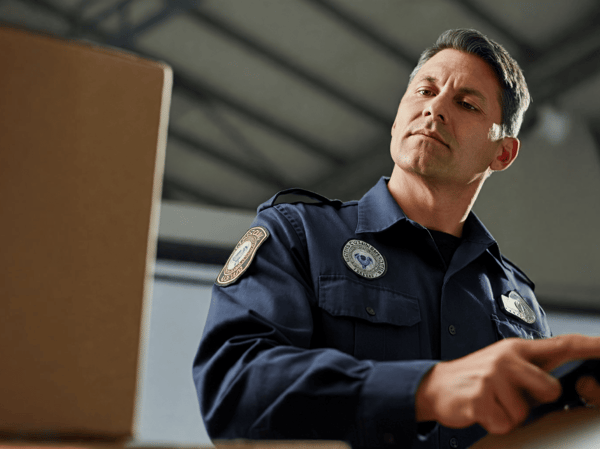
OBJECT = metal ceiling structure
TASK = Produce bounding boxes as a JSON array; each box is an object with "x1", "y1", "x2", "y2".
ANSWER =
[{"x1": 2, "y1": 0, "x2": 600, "y2": 211}]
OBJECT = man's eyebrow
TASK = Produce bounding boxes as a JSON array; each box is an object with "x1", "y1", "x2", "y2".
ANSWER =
[
  {"x1": 418, "y1": 76, "x2": 437, "y2": 84},
  {"x1": 458, "y1": 87, "x2": 488, "y2": 107}
]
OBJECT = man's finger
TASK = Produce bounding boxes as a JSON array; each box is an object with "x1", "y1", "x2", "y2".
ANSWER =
[
  {"x1": 517, "y1": 335, "x2": 600, "y2": 371},
  {"x1": 492, "y1": 378, "x2": 532, "y2": 427},
  {"x1": 576, "y1": 376, "x2": 600, "y2": 407},
  {"x1": 506, "y1": 361, "x2": 562, "y2": 404},
  {"x1": 479, "y1": 395, "x2": 515, "y2": 434}
]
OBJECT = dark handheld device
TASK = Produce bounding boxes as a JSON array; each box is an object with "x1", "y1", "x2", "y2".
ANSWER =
[{"x1": 526, "y1": 359, "x2": 600, "y2": 423}]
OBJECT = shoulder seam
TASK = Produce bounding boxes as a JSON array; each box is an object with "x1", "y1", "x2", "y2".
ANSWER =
[
  {"x1": 502, "y1": 256, "x2": 535, "y2": 288},
  {"x1": 271, "y1": 204, "x2": 307, "y2": 252}
]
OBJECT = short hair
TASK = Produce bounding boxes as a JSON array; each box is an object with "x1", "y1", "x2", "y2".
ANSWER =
[{"x1": 408, "y1": 29, "x2": 530, "y2": 138}]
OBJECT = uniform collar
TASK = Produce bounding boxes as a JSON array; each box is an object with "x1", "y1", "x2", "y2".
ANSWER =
[
  {"x1": 356, "y1": 176, "x2": 503, "y2": 260},
  {"x1": 462, "y1": 211, "x2": 495, "y2": 245},
  {"x1": 461, "y1": 212, "x2": 503, "y2": 261},
  {"x1": 356, "y1": 177, "x2": 408, "y2": 234}
]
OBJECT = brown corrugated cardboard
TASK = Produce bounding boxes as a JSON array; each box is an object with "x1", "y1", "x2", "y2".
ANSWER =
[{"x1": 0, "y1": 25, "x2": 171, "y2": 441}]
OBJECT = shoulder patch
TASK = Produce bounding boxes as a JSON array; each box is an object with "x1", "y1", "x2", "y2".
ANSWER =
[{"x1": 216, "y1": 226, "x2": 270, "y2": 287}]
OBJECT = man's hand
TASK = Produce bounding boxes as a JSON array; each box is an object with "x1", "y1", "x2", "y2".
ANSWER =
[
  {"x1": 415, "y1": 334, "x2": 600, "y2": 434},
  {"x1": 576, "y1": 375, "x2": 600, "y2": 407}
]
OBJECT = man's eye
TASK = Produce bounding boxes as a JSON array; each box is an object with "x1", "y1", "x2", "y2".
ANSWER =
[
  {"x1": 460, "y1": 101, "x2": 476, "y2": 111},
  {"x1": 418, "y1": 89, "x2": 434, "y2": 96}
]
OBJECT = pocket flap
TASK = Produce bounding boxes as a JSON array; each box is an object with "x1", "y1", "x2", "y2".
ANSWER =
[
  {"x1": 492, "y1": 315, "x2": 547, "y2": 340},
  {"x1": 318, "y1": 275, "x2": 421, "y2": 327}
]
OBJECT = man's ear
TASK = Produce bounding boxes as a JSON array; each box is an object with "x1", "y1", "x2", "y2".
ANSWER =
[{"x1": 490, "y1": 137, "x2": 520, "y2": 172}]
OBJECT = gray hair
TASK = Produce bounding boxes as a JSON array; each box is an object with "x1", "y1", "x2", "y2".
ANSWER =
[{"x1": 409, "y1": 29, "x2": 531, "y2": 138}]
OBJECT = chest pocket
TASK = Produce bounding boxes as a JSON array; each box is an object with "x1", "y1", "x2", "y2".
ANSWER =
[
  {"x1": 317, "y1": 275, "x2": 421, "y2": 361},
  {"x1": 492, "y1": 315, "x2": 549, "y2": 340}
]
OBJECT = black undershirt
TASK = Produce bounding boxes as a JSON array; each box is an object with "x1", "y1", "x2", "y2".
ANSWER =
[{"x1": 428, "y1": 229, "x2": 461, "y2": 268}]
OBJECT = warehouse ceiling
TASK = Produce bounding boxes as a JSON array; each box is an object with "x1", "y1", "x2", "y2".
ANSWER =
[{"x1": 2, "y1": 0, "x2": 600, "y2": 211}]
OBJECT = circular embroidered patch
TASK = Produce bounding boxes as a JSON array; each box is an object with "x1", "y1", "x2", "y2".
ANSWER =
[
  {"x1": 342, "y1": 239, "x2": 387, "y2": 279},
  {"x1": 216, "y1": 226, "x2": 270, "y2": 287}
]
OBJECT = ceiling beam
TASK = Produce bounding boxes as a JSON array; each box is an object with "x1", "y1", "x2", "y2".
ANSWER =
[
  {"x1": 108, "y1": 0, "x2": 197, "y2": 47},
  {"x1": 533, "y1": 3, "x2": 600, "y2": 63},
  {"x1": 190, "y1": 7, "x2": 390, "y2": 128},
  {"x1": 160, "y1": 178, "x2": 181, "y2": 201},
  {"x1": 25, "y1": 0, "x2": 347, "y2": 167},
  {"x1": 84, "y1": 0, "x2": 136, "y2": 30},
  {"x1": 304, "y1": 0, "x2": 417, "y2": 67},
  {"x1": 307, "y1": 137, "x2": 393, "y2": 200},
  {"x1": 173, "y1": 72, "x2": 345, "y2": 165},
  {"x1": 518, "y1": 20, "x2": 600, "y2": 136},
  {"x1": 587, "y1": 120, "x2": 600, "y2": 166},
  {"x1": 531, "y1": 42, "x2": 600, "y2": 105},
  {"x1": 162, "y1": 176, "x2": 242, "y2": 209},
  {"x1": 168, "y1": 127, "x2": 288, "y2": 190},
  {"x1": 448, "y1": 0, "x2": 539, "y2": 62},
  {"x1": 20, "y1": 0, "x2": 111, "y2": 39}
]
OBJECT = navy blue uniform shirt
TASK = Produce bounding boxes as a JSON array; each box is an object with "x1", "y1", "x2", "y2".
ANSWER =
[{"x1": 193, "y1": 177, "x2": 552, "y2": 449}]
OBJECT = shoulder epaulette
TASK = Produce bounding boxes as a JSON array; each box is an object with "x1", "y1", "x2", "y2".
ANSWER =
[
  {"x1": 502, "y1": 256, "x2": 535, "y2": 289},
  {"x1": 257, "y1": 188, "x2": 343, "y2": 213}
]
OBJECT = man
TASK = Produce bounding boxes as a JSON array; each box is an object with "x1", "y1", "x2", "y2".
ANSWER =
[{"x1": 193, "y1": 29, "x2": 600, "y2": 448}]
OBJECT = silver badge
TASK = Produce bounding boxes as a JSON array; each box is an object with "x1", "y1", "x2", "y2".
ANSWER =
[
  {"x1": 342, "y1": 239, "x2": 387, "y2": 279},
  {"x1": 216, "y1": 226, "x2": 270, "y2": 287},
  {"x1": 500, "y1": 291, "x2": 536, "y2": 324}
]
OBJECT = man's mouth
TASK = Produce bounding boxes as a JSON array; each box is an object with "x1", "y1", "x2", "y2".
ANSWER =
[{"x1": 413, "y1": 130, "x2": 449, "y2": 147}]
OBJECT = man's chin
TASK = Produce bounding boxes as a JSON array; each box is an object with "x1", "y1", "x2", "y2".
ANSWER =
[{"x1": 394, "y1": 152, "x2": 450, "y2": 177}]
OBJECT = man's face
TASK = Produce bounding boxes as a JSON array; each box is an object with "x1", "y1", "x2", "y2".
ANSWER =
[{"x1": 390, "y1": 49, "x2": 508, "y2": 186}]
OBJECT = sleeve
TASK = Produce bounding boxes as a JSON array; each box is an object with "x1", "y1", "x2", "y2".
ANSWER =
[{"x1": 192, "y1": 206, "x2": 438, "y2": 448}]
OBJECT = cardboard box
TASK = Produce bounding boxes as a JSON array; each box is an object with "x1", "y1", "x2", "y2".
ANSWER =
[
  {"x1": 0, "y1": 25, "x2": 171, "y2": 443},
  {"x1": 0, "y1": 26, "x2": 351, "y2": 449}
]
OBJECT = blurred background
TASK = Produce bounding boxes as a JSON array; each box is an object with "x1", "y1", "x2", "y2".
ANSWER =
[{"x1": 2, "y1": 0, "x2": 599, "y2": 446}]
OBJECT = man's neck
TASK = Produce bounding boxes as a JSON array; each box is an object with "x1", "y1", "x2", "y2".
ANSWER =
[{"x1": 387, "y1": 166, "x2": 484, "y2": 238}]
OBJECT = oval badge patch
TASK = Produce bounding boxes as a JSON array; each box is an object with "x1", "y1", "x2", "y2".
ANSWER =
[
  {"x1": 342, "y1": 239, "x2": 387, "y2": 279},
  {"x1": 216, "y1": 226, "x2": 270, "y2": 287}
]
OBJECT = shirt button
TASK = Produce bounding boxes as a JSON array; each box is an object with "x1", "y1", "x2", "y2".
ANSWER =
[
  {"x1": 366, "y1": 306, "x2": 376, "y2": 316},
  {"x1": 448, "y1": 325, "x2": 456, "y2": 335},
  {"x1": 449, "y1": 437, "x2": 459, "y2": 448}
]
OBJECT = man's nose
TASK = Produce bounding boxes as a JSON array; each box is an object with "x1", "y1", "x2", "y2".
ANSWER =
[{"x1": 423, "y1": 95, "x2": 448, "y2": 122}]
